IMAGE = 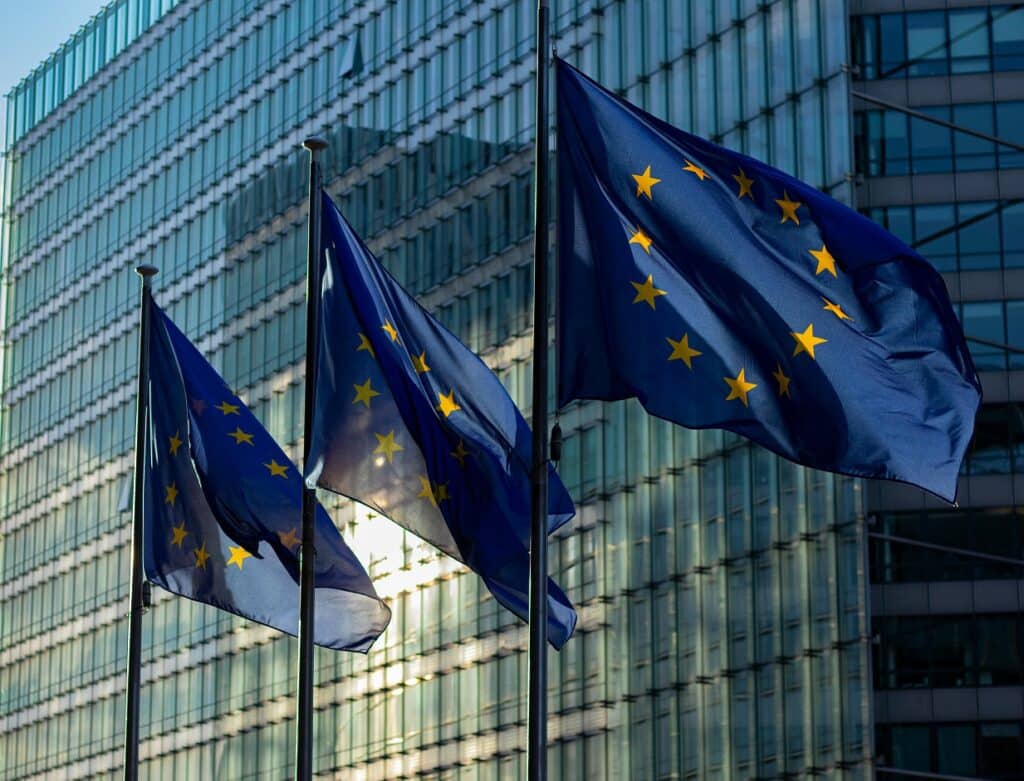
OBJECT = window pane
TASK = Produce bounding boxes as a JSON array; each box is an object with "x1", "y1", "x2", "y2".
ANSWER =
[
  {"x1": 949, "y1": 9, "x2": 989, "y2": 73},
  {"x1": 1007, "y1": 301, "x2": 1024, "y2": 369},
  {"x1": 879, "y1": 14, "x2": 908, "y2": 77},
  {"x1": 952, "y1": 104, "x2": 995, "y2": 171},
  {"x1": 993, "y1": 5, "x2": 1024, "y2": 71},
  {"x1": 956, "y1": 201, "x2": 1000, "y2": 270},
  {"x1": 914, "y1": 204, "x2": 957, "y2": 271},
  {"x1": 936, "y1": 725, "x2": 976, "y2": 776},
  {"x1": 996, "y1": 101, "x2": 1024, "y2": 168},
  {"x1": 906, "y1": 11, "x2": 948, "y2": 76},
  {"x1": 968, "y1": 405, "x2": 1011, "y2": 475},
  {"x1": 883, "y1": 111, "x2": 910, "y2": 174},
  {"x1": 911, "y1": 106, "x2": 952, "y2": 173},
  {"x1": 976, "y1": 616, "x2": 1022, "y2": 685},
  {"x1": 883, "y1": 205, "x2": 913, "y2": 245},
  {"x1": 980, "y1": 723, "x2": 1024, "y2": 777},
  {"x1": 891, "y1": 725, "x2": 932, "y2": 771},
  {"x1": 961, "y1": 301, "x2": 1006, "y2": 370}
]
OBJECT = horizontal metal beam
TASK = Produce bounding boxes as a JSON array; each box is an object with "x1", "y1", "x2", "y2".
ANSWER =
[
  {"x1": 964, "y1": 334, "x2": 1024, "y2": 356},
  {"x1": 869, "y1": 531, "x2": 1024, "y2": 568},
  {"x1": 851, "y1": 90, "x2": 1024, "y2": 153},
  {"x1": 877, "y1": 765, "x2": 998, "y2": 781}
]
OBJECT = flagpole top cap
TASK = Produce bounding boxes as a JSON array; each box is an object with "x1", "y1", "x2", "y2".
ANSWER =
[
  {"x1": 303, "y1": 136, "x2": 328, "y2": 152},
  {"x1": 135, "y1": 265, "x2": 158, "y2": 278}
]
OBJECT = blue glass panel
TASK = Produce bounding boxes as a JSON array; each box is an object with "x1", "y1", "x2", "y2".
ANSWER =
[
  {"x1": 914, "y1": 203, "x2": 957, "y2": 271},
  {"x1": 878, "y1": 13, "x2": 907, "y2": 77},
  {"x1": 906, "y1": 11, "x2": 948, "y2": 76},
  {"x1": 961, "y1": 301, "x2": 1007, "y2": 370},
  {"x1": 957, "y1": 201, "x2": 1001, "y2": 270},
  {"x1": 949, "y1": 9, "x2": 990, "y2": 73},
  {"x1": 993, "y1": 5, "x2": 1024, "y2": 71}
]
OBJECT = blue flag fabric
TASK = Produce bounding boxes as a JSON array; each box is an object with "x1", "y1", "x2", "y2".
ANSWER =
[
  {"x1": 143, "y1": 292, "x2": 390, "y2": 651},
  {"x1": 555, "y1": 59, "x2": 981, "y2": 502},
  {"x1": 306, "y1": 190, "x2": 578, "y2": 649}
]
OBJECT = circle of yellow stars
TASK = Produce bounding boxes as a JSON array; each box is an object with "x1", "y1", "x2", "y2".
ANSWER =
[
  {"x1": 623, "y1": 159, "x2": 856, "y2": 407},
  {"x1": 349, "y1": 317, "x2": 471, "y2": 513},
  {"x1": 159, "y1": 392, "x2": 303, "y2": 575}
]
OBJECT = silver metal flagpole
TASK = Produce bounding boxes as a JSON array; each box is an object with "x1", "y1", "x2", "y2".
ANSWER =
[
  {"x1": 295, "y1": 135, "x2": 327, "y2": 781},
  {"x1": 527, "y1": 1, "x2": 551, "y2": 779},
  {"x1": 124, "y1": 264, "x2": 157, "y2": 781}
]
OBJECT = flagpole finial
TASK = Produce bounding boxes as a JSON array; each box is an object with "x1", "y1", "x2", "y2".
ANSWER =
[
  {"x1": 303, "y1": 136, "x2": 328, "y2": 152},
  {"x1": 135, "y1": 265, "x2": 158, "y2": 278}
]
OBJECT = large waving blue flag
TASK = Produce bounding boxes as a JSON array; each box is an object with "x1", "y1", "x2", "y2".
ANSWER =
[
  {"x1": 143, "y1": 291, "x2": 390, "y2": 651},
  {"x1": 556, "y1": 59, "x2": 981, "y2": 502},
  {"x1": 306, "y1": 190, "x2": 577, "y2": 649}
]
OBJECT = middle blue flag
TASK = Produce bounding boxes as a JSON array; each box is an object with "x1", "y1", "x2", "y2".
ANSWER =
[{"x1": 306, "y1": 190, "x2": 578, "y2": 649}]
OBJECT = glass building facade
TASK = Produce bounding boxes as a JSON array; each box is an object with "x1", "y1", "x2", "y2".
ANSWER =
[
  {"x1": 2, "y1": 1, "x2": 871, "y2": 778},
  {"x1": 851, "y1": 1, "x2": 1024, "y2": 778}
]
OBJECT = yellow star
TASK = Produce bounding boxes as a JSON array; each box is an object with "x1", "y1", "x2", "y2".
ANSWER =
[
  {"x1": 352, "y1": 378, "x2": 381, "y2": 408},
  {"x1": 810, "y1": 245, "x2": 838, "y2": 277},
  {"x1": 170, "y1": 523, "x2": 188, "y2": 548},
  {"x1": 732, "y1": 168, "x2": 754, "y2": 199},
  {"x1": 193, "y1": 543, "x2": 210, "y2": 570},
  {"x1": 790, "y1": 323, "x2": 828, "y2": 359},
  {"x1": 822, "y1": 297, "x2": 852, "y2": 321},
  {"x1": 278, "y1": 527, "x2": 301, "y2": 551},
  {"x1": 772, "y1": 363, "x2": 792, "y2": 398},
  {"x1": 437, "y1": 389, "x2": 461, "y2": 418},
  {"x1": 357, "y1": 332, "x2": 376, "y2": 358},
  {"x1": 628, "y1": 227, "x2": 653, "y2": 254},
  {"x1": 724, "y1": 369, "x2": 758, "y2": 407},
  {"x1": 168, "y1": 431, "x2": 183, "y2": 456},
  {"x1": 666, "y1": 333, "x2": 702, "y2": 369},
  {"x1": 631, "y1": 274, "x2": 668, "y2": 310},
  {"x1": 775, "y1": 190, "x2": 802, "y2": 224},
  {"x1": 418, "y1": 475, "x2": 439, "y2": 508},
  {"x1": 382, "y1": 321, "x2": 399, "y2": 342},
  {"x1": 226, "y1": 545, "x2": 253, "y2": 570},
  {"x1": 632, "y1": 165, "x2": 661, "y2": 199},
  {"x1": 373, "y1": 431, "x2": 405, "y2": 464},
  {"x1": 450, "y1": 440, "x2": 470, "y2": 468},
  {"x1": 227, "y1": 427, "x2": 255, "y2": 445},
  {"x1": 435, "y1": 483, "x2": 450, "y2": 502},
  {"x1": 264, "y1": 459, "x2": 289, "y2": 478},
  {"x1": 164, "y1": 483, "x2": 178, "y2": 507},
  {"x1": 682, "y1": 159, "x2": 709, "y2": 181},
  {"x1": 215, "y1": 400, "x2": 240, "y2": 415},
  {"x1": 411, "y1": 351, "x2": 431, "y2": 374}
]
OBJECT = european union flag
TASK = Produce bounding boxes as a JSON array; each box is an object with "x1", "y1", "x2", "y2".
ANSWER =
[
  {"x1": 143, "y1": 292, "x2": 390, "y2": 651},
  {"x1": 306, "y1": 190, "x2": 578, "y2": 648},
  {"x1": 556, "y1": 59, "x2": 981, "y2": 502}
]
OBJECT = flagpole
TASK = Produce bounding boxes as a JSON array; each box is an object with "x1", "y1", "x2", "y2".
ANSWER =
[
  {"x1": 124, "y1": 264, "x2": 157, "y2": 781},
  {"x1": 527, "y1": 2, "x2": 551, "y2": 779},
  {"x1": 296, "y1": 135, "x2": 327, "y2": 781}
]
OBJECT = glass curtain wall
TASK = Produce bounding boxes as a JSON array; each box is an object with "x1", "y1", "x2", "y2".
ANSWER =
[{"x1": 1, "y1": 1, "x2": 870, "y2": 778}]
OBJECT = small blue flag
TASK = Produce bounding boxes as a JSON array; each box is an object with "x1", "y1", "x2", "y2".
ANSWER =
[
  {"x1": 555, "y1": 59, "x2": 981, "y2": 502},
  {"x1": 307, "y1": 190, "x2": 577, "y2": 649},
  {"x1": 143, "y1": 292, "x2": 390, "y2": 651}
]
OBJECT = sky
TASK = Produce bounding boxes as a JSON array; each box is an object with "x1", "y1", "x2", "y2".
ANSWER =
[{"x1": 0, "y1": 0, "x2": 107, "y2": 146}]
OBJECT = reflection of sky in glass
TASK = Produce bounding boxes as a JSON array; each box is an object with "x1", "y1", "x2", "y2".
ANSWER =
[{"x1": 0, "y1": 0, "x2": 108, "y2": 144}]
